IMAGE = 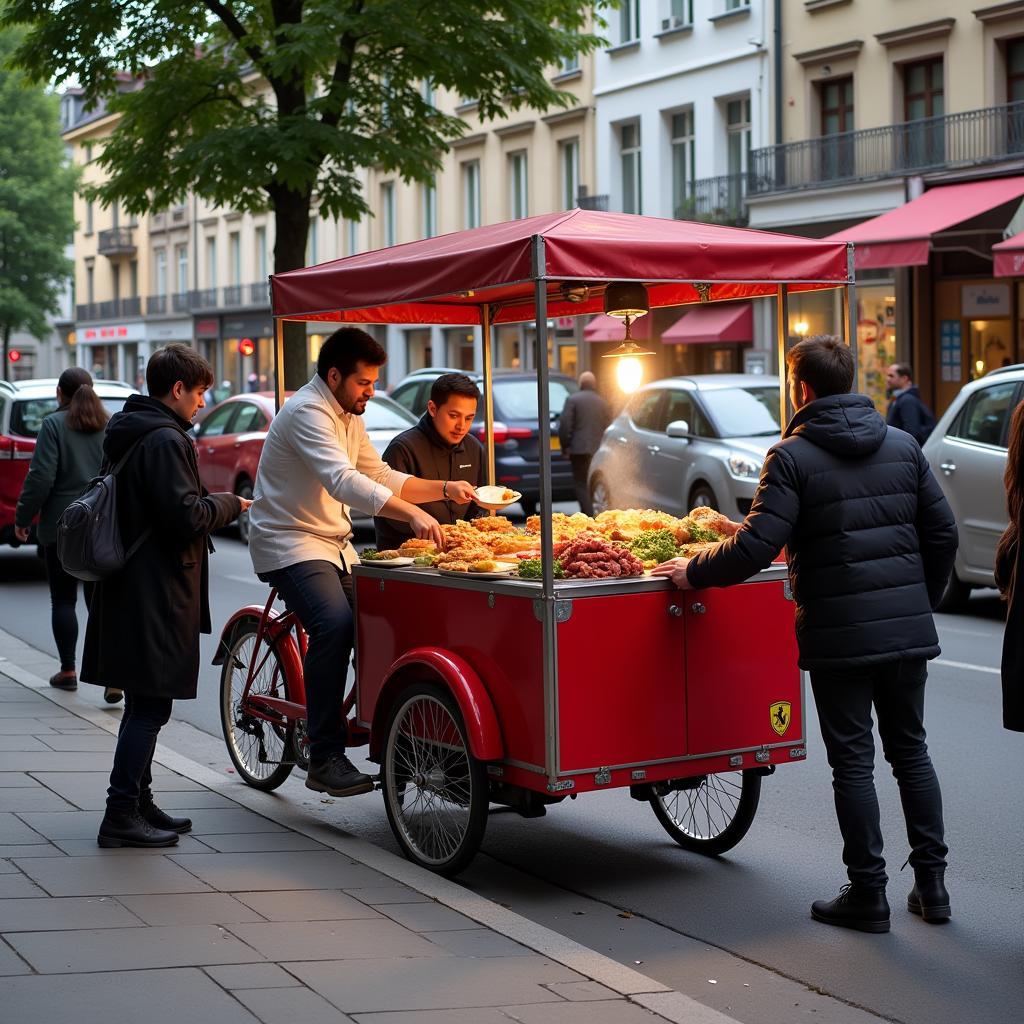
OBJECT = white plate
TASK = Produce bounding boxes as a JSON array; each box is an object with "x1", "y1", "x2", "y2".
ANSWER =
[
  {"x1": 474, "y1": 486, "x2": 523, "y2": 511},
  {"x1": 360, "y1": 556, "x2": 414, "y2": 567},
  {"x1": 438, "y1": 562, "x2": 518, "y2": 579}
]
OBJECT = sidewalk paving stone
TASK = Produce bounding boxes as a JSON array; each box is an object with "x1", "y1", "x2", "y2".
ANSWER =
[
  {"x1": 0, "y1": 844, "x2": 56, "y2": 857},
  {"x1": 17, "y1": 810, "x2": 113, "y2": 840},
  {"x1": 0, "y1": 720, "x2": 56, "y2": 734},
  {"x1": 6, "y1": 922, "x2": 266, "y2": 973},
  {"x1": 493, "y1": 1001, "x2": 667, "y2": 1023},
  {"x1": 0, "y1": 873, "x2": 47, "y2": 898},
  {"x1": 204, "y1": 963, "x2": 302, "y2": 989},
  {"x1": 36, "y1": 733, "x2": 116, "y2": 751},
  {"x1": 13, "y1": 854, "x2": 214, "y2": 896},
  {"x1": 118, "y1": 892, "x2": 267, "y2": 926},
  {"x1": 52, "y1": 836, "x2": 212, "y2": 856},
  {"x1": 223, "y1": 918, "x2": 446, "y2": 962},
  {"x1": 544, "y1": 981, "x2": 622, "y2": 1002},
  {"x1": 0, "y1": 772, "x2": 44, "y2": 787},
  {"x1": 0, "y1": 937, "x2": 32, "y2": 975},
  {"x1": 233, "y1": 889, "x2": 385, "y2": 922},
  {"x1": 0, "y1": 752, "x2": 118, "y2": 771},
  {"x1": 350, "y1": 1011, "x2": 515, "y2": 1024},
  {"x1": 172, "y1": 807, "x2": 289, "y2": 835},
  {"x1": 0, "y1": 895, "x2": 143, "y2": 931},
  {"x1": 0, "y1": 736, "x2": 52, "y2": 751},
  {"x1": 0, "y1": 811, "x2": 47, "y2": 844},
  {"x1": 0, "y1": 967, "x2": 261, "y2": 1024},
  {"x1": 194, "y1": 831, "x2": 329, "y2": 853},
  {"x1": 342, "y1": 884, "x2": 430, "y2": 905},
  {"x1": 376, "y1": 900, "x2": 478, "y2": 932},
  {"x1": 170, "y1": 850, "x2": 385, "y2": 891},
  {"x1": 234, "y1": 985, "x2": 356, "y2": 1023},
  {"x1": 421, "y1": 927, "x2": 535, "y2": 958},
  {"x1": 0, "y1": 788, "x2": 75, "y2": 812}
]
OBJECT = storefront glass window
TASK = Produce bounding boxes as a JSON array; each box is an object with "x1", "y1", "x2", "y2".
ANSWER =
[
  {"x1": 406, "y1": 329, "x2": 432, "y2": 371},
  {"x1": 854, "y1": 284, "x2": 896, "y2": 412},
  {"x1": 495, "y1": 326, "x2": 521, "y2": 368},
  {"x1": 968, "y1": 319, "x2": 1012, "y2": 379},
  {"x1": 444, "y1": 328, "x2": 476, "y2": 371}
]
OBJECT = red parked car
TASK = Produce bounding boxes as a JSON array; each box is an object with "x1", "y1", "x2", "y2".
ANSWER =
[{"x1": 194, "y1": 391, "x2": 417, "y2": 542}]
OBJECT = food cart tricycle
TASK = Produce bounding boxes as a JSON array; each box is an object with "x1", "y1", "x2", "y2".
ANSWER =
[{"x1": 215, "y1": 210, "x2": 856, "y2": 875}]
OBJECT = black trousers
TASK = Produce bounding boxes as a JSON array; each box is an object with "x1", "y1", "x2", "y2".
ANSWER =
[
  {"x1": 809, "y1": 657, "x2": 947, "y2": 889},
  {"x1": 41, "y1": 543, "x2": 94, "y2": 672},
  {"x1": 106, "y1": 692, "x2": 173, "y2": 813},
  {"x1": 570, "y1": 454, "x2": 594, "y2": 517},
  {"x1": 259, "y1": 560, "x2": 354, "y2": 764}
]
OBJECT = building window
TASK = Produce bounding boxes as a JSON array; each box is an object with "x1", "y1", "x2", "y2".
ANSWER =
[
  {"x1": 422, "y1": 179, "x2": 437, "y2": 238},
  {"x1": 422, "y1": 78, "x2": 435, "y2": 107},
  {"x1": 255, "y1": 225, "x2": 267, "y2": 281},
  {"x1": 819, "y1": 77, "x2": 854, "y2": 178},
  {"x1": 560, "y1": 50, "x2": 580, "y2": 74},
  {"x1": 84, "y1": 142, "x2": 93, "y2": 163},
  {"x1": 509, "y1": 151, "x2": 528, "y2": 220},
  {"x1": 665, "y1": 0, "x2": 693, "y2": 29},
  {"x1": 205, "y1": 236, "x2": 217, "y2": 289},
  {"x1": 306, "y1": 217, "x2": 319, "y2": 265},
  {"x1": 619, "y1": 0, "x2": 640, "y2": 43},
  {"x1": 176, "y1": 244, "x2": 188, "y2": 295},
  {"x1": 724, "y1": 0, "x2": 748, "y2": 10},
  {"x1": 1008, "y1": 38, "x2": 1024, "y2": 102},
  {"x1": 381, "y1": 182, "x2": 396, "y2": 246},
  {"x1": 85, "y1": 199, "x2": 93, "y2": 235},
  {"x1": 560, "y1": 137, "x2": 580, "y2": 209},
  {"x1": 129, "y1": 260, "x2": 138, "y2": 298},
  {"x1": 155, "y1": 249, "x2": 167, "y2": 297},
  {"x1": 726, "y1": 96, "x2": 752, "y2": 176},
  {"x1": 111, "y1": 264, "x2": 121, "y2": 302},
  {"x1": 346, "y1": 218, "x2": 360, "y2": 256},
  {"x1": 903, "y1": 57, "x2": 944, "y2": 166},
  {"x1": 86, "y1": 265, "x2": 94, "y2": 304},
  {"x1": 463, "y1": 160, "x2": 481, "y2": 229},
  {"x1": 620, "y1": 122, "x2": 642, "y2": 215},
  {"x1": 671, "y1": 110, "x2": 695, "y2": 219},
  {"x1": 229, "y1": 231, "x2": 241, "y2": 285}
]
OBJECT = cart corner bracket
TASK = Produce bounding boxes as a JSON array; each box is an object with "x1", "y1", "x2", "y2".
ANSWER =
[{"x1": 533, "y1": 599, "x2": 573, "y2": 623}]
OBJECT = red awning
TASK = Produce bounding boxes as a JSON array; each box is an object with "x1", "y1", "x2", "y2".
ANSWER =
[
  {"x1": 661, "y1": 303, "x2": 753, "y2": 344},
  {"x1": 994, "y1": 230, "x2": 1024, "y2": 277},
  {"x1": 271, "y1": 209, "x2": 852, "y2": 325},
  {"x1": 826, "y1": 177, "x2": 1024, "y2": 270},
  {"x1": 583, "y1": 313, "x2": 654, "y2": 342}
]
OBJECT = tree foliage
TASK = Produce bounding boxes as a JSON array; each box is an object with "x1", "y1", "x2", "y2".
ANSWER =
[
  {"x1": 0, "y1": 27, "x2": 75, "y2": 377},
  {"x1": 4, "y1": 1, "x2": 602, "y2": 275}
]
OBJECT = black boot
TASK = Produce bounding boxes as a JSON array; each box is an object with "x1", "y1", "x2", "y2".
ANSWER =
[
  {"x1": 811, "y1": 884, "x2": 891, "y2": 933},
  {"x1": 97, "y1": 809, "x2": 179, "y2": 849},
  {"x1": 139, "y1": 797, "x2": 192, "y2": 834},
  {"x1": 908, "y1": 870, "x2": 950, "y2": 923},
  {"x1": 306, "y1": 752, "x2": 374, "y2": 797}
]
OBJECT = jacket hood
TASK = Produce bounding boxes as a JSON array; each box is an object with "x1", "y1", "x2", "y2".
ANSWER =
[
  {"x1": 785, "y1": 393, "x2": 887, "y2": 458},
  {"x1": 103, "y1": 395, "x2": 192, "y2": 462},
  {"x1": 415, "y1": 412, "x2": 465, "y2": 453}
]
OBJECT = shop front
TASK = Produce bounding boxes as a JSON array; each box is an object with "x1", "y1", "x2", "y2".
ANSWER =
[
  {"x1": 220, "y1": 314, "x2": 274, "y2": 394},
  {"x1": 77, "y1": 321, "x2": 147, "y2": 387}
]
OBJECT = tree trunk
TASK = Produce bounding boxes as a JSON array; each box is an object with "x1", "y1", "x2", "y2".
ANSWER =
[
  {"x1": 271, "y1": 187, "x2": 314, "y2": 391},
  {"x1": 2, "y1": 324, "x2": 10, "y2": 383}
]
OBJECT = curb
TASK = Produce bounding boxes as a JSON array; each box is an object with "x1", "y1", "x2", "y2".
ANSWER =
[{"x1": 0, "y1": 642, "x2": 742, "y2": 1024}]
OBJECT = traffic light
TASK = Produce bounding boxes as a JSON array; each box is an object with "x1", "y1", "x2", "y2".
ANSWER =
[
  {"x1": 8, "y1": 349, "x2": 20, "y2": 363},
  {"x1": 238, "y1": 337, "x2": 255, "y2": 357}
]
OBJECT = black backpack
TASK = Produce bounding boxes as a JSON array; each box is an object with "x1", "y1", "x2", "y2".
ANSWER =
[{"x1": 57, "y1": 430, "x2": 166, "y2": 582}]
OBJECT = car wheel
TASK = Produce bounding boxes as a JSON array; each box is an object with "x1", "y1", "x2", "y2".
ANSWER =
[
  {"x1": 236, "y1": 480, "x2": 254, "y2": 544},
  {"x1": 590, "y1": 474, "x2": 613, "y2": 515},
  {"x1": 688, "y1": 483, "x2": 718, "y2": 512},
  {"x1": 935, "y1": 569, "x2": 971, "y2": 613}
]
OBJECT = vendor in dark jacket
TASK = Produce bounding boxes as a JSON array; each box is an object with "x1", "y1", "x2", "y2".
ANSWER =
[
  {"x1": 375, "y1": 373, "x2": 484, "y2": 550},
  {"x1": 654, "y1": 335, "x2": 958, "y2": 935},
  {"x1": 885, "y1": 363, "x2": 935, "y2": 445},
  {"x1": 83, "y1": 345, "x2": 248, "y2": 849}
]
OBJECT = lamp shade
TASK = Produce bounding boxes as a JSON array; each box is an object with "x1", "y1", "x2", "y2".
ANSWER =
[{"x1": 603, "y1": 281, "x2": 650, "y2": 319}]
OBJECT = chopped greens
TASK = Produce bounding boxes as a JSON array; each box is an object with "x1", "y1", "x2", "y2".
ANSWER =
[
  {"x1": 628, "y1": 529, "x2": 679, "y2": 564},
  {"x1": 517, "y1": 558, "x2": 564, "y2": 579}
]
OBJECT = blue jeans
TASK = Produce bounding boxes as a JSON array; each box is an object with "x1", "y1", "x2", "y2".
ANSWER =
[
  {"x1": 106, "y1": 692, "x2": 173, "y2": 813},
  {"x1": 259, "y1": 560, "x2": 354, "y2": 764},
  {"x1": 809, "y1": 658, "x2": 947, "y2": 889}
]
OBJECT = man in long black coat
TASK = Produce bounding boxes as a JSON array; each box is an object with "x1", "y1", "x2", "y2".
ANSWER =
[
  {"x1": 654, "y1": 336, "x2": 958, "y2": 934},
  {"x1": 885, "y1": 363, "x2": 935, "y2": 445},
  {"x1": 83, "y1": 345, "x2": 246, "y2": 848}
]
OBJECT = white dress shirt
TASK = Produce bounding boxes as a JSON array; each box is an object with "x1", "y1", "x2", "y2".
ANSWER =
[{"x1": 249, "y1": 374, "x2": 411, "y2": 574}]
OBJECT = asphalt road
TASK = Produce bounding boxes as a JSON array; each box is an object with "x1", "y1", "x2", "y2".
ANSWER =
[{"x1": 0, "y1": 527, "x2": 1020, "y2": 1024}]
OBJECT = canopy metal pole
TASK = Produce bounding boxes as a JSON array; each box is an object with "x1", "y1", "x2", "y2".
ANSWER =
[
  {"x1": 480, "y1": 303, "x2": 496, "y2": 486},
  {"x1": 844, "y1": 244, "x2": 858, "y2": 376},
  {"x1": 777, "y1": 285, "x2": 789, "y2": 429},
  {"x1": 274, "y1": 317, "x2": 285, "y2": 414}
]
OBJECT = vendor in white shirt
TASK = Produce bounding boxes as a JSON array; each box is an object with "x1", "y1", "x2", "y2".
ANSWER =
[{"x1": 248, "y1": 327, "x2": 475, "y2": 798}]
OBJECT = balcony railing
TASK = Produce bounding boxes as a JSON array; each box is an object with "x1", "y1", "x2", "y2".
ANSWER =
[
  {"x1": 576, "y1": 192, "x2": 609, "y2": 211},
  {"x1": 676, "y1": 173, "x2": 752, "y2": 226},
  {"x1": 751, "y1": 101, "x2": 1024, "y2": 196},
  {"x1": 75, "y1": 297, "x2": 141, "y2": 321},
  {"x1": 96, "y1": 227, "x2": 136, "y2": 256},
  {"x1": 76, "y1": 283, "x2": 271, "y2": 322}
]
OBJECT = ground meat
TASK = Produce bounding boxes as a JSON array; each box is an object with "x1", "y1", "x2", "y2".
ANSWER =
[{"x1": 557, "y1": 535, "x2": 644, "y2": 579}]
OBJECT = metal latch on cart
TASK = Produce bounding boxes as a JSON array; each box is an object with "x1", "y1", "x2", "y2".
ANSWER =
[
  {"x1": 533, "y1": 599, "x2": 573, "y2": 623},
  {"x1": 783, "y1": 579, "x2": 793, "y2": 601},
  {"x1": 754, "y1": 747, "x2": 771, "y2": 763},
  {"x1": 594, "y1": 767, "x2": 611, "y2": 786}
]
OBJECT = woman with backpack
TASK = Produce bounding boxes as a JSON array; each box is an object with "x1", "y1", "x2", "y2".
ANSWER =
[
  {"x1": 996, "y1": 400, "x2": 1024, "y2": 733},
  {"x1": 14, "y1": 368, "x2": 122, "y2": 704}
]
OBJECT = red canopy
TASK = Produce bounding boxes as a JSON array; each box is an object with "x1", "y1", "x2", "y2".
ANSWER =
[
  {"x1": 661, "y1": 303, "x2": 753, "y2": 344},
  {"x1": 583, "y1": 313, "x2": 654, "y2": 342},
  {"x1": 271, "y1": 209, "x2": 851, "y2": 324},
  {"x1": 826, "y1": 177, "x2": 1024, "y2": 270},
  {"x1": 994, "y1": 230, "x2": 1024, "y2": 277}
]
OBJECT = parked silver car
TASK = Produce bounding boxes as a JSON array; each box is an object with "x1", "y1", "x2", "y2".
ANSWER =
[
  {"x1": 922, "y1": 364, "x2": 1023, "y2": 608},
  {"x1": 589, "y1": 374, "x2": 781, "y2": 521}
]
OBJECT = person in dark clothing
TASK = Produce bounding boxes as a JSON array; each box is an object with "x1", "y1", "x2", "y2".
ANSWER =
[
  {"x1": 995, "y1": 399, "x2": 1024, "y2": 733},
  {"x1": 654, "y1": 335, "x2": 958, "y2": 934},
  {"x1": 83, "y1": 345, "x2": 247, "y2": 848},
  {"x1": 375, "y1": 373, "x2": 485, "y2": 550},
  {"x1": 886, "y1": 363, "x2": 936, "y2": 445},
  {"x1": 15, "y1": 368, "x2": 121, "y2": 703},
  {"x1": 558, "y1": 371, "x2": 612, "y2": 516}
]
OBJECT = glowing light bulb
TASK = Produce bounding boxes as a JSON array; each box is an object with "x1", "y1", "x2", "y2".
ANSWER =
[
  {"x1": 793, "y1": 320, "x2": 809, "y2": 336},
  {"x1": 616, "y1": 356, "x2": 643, "y2": 393},
  {"x1": 975, "y1": 359, "x2": 985, "y2": 375}
]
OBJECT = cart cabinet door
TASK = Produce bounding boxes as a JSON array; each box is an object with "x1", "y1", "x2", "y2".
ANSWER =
[
  {"x1": 556, "y1": 591, "x2": 686, "y2": 772},
  {"x1": 684, "y1": 580, "x2": 801, "y2": 757}
]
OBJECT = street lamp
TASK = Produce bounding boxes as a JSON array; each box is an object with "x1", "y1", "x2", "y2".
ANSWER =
[{"x1": 601, "y1": 281, "x2": 655, "y2": 393}]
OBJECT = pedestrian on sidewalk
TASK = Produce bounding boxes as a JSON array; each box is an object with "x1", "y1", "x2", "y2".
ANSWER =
[
  {"x1": 995, "y1": 399, "x2": 1024, "y2": 733},
  {"x1": 885, "y1": 363, "x2": 936, "y2": 446},
  {"x1": 653, "y1": 335, "x2": 958, "y2": 933},
  {"x1": 558, "y1": 371, "x2": 611, "y2": 516},
  {"x1": 14, "y1": 368, "x2": 122, "y2": 704},
  {"x1": 83, "y1": 345, "x2": 250, "y2": 849}
]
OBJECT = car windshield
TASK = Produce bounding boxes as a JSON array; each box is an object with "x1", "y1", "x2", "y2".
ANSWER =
[
  {"x1": 699, "y1": 387, "x2": 781, "y2": 437},
  {"x1": 10, "y1": 397, "x2": 128, "y2": 438},
  {"x1": 490, "y1": 380, "x2": 577, "y2": 421},
  {"x1": 364, "y1": 399, "x2": 415, "y2": 431}
]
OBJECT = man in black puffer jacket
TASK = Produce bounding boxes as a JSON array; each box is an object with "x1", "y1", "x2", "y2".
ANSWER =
[{"x1": 654, "y1": 336, "x2": 957, "y2": 934}]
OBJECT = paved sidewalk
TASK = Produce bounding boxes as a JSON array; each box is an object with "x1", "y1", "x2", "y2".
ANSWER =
[{"x1": 0, "y1": 628, "x2": 740, "y2": 1024}]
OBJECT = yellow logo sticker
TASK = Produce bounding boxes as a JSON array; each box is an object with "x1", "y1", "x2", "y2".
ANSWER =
[{"x1": 770, "y1": 700, "x2": 792, "y2": 737}]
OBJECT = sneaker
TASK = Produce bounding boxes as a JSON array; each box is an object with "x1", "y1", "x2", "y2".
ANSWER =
[
  {"x1": 49, "y1": 671, "x2": 77, "y2": 691},
  {"x1": 97, "y1": 809, "x2": 179, "y2": 849},
  {"x1": 908, "y1": 870, "x2": 951, "y2": 923},
  {"x1": 103, "y1": 687, "x2": 124, "y2": 705},
  {"x1": 306, "y1": 752, "x2": 374, "y2": 797},
  {"x1": 811, "y1": 883, "x2": 891, "y2": 933}
]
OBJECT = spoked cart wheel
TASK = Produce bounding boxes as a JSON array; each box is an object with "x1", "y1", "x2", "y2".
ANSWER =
[
  {"x1": 382, "y1": 682, "x2": 488, "y2": 876},
  {"x1": 650, "y1": 769, "x2": 762, "y2": 856},
  {"x1": 219, "y1": 621, "x2": 296, "y2": 791}
]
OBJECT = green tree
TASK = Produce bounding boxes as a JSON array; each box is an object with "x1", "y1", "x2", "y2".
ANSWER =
[
  {"x1": 0, "y1": 28, "x2": 75, "y2": 381},
  {"x1": 3, "y1": 1, "x2": 601, "y2": 384}
]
